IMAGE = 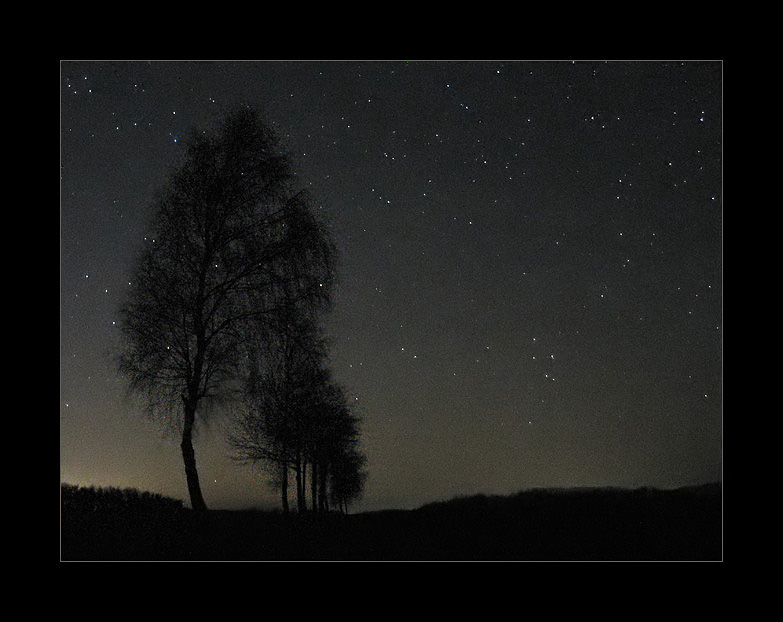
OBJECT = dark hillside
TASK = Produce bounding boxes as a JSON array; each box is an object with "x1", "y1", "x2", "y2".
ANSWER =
[{"x1": 60, "y1": 483, "x2": 721, "y2": 561}]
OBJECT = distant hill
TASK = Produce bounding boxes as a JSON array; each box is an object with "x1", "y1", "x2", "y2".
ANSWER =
[
  {"x1": 60, "y1": 482, "x2": 721, "y2": 561},
  {"x1": 417, "y1": 482, "x2": 721, "y2": 511}
]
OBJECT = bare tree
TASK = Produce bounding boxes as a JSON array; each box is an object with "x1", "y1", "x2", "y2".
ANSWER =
[
  {"x1": 226, "y1": 311, "x2": 326, "y2": 512},
  {"x1": 117, "y1": 106, "x2": 336, "y2": 511},
  {"x1": 226, "y1": 311, "x2": 366, "y2": 514},
  {"x1": 307, "y1": 381, "x2": 365, "y2": 513},
  {"x1": 329, "y1": 445, "x2": 367, "y2": 514}
]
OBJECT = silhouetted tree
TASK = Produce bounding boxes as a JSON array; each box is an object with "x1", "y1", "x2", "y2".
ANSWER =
[
  {"x1": 307, "y1": 381, "x2": 365, "y2": 513},
  {"x1": 226, "y1": 313, "x2": 366, "y2": 514},
  {"x1": 227, "y1": 311, "x2": 327, "y2": 512},
  {"x1": 117, "y1": 106, "x2": 336, "y2": 511},
  {"x1": 329, "y1": 445, "x2": 367, "y2": 514}
]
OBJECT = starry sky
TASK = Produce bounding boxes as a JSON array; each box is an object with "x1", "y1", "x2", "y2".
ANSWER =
[{"x1": 60, "y1": 60, "x2": 722, "y2": 512}]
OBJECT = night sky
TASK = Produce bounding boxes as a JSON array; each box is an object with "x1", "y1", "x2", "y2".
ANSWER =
[{"x1": 60, "y1": 60, "x2": 722, "y2": 512}]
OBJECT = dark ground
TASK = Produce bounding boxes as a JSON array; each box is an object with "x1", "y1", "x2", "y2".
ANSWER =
[{"x1": 60, "y1": 483, "x2": 722, "y2": 561}]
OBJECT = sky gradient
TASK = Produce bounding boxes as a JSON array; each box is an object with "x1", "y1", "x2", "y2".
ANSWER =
[{"x1": 60, "y1": 60, "x2": 722, "y2": 512}]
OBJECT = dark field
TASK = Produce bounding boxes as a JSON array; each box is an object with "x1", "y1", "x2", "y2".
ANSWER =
[{"x1": 60, "y1": 483, "x2": 721, "y2": 561}]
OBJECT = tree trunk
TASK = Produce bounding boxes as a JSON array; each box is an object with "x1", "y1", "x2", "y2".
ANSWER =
[
  {"x1": 181, "y1": 401, "x2": 208, "y2": 512},
  {"x1": 295, "y1": 463, "x2": 301, "y2": 511},
  {"x1": 280, "y1": 462, "x2": 289, "y2": 514},
  {"x1": 296, "y1": 459, "x2": 307, "y2": 512},
  {"x1": 310, "y1": 461, "x2": 318, "y2": 512},
  {"x1": 320, "y1": 464, "x2": 329, "y2": 512}
]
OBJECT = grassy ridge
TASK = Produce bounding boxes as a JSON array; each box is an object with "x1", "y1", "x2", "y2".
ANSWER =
[{"x1": 60, "y1": 483, "x2": 721, "y2": 561}]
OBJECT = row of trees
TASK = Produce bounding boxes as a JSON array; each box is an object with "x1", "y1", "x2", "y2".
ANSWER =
[
  {"x1": 226, "y1": 313, "x2": 365, "y2": 513},
  {"x1": 117, "y1": 105, "x2": 366, "y2": 513}
]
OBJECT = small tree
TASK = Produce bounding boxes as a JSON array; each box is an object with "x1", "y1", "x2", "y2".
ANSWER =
[
  {"x1": 227, "y1": 310, "x2": 326, "y2": 512},
  {"x1": 226, "y1": 312, "x2": 366, "y2": 514},
  {"x1": 117, "y1": 106, "x2": 335, "y2": 511},
  {"x1": 308, "y1": 382, "x2": 365, "y2": 513},
  {"x1": 329, "y1": 445, "x2": 367, "y2": 514}
]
